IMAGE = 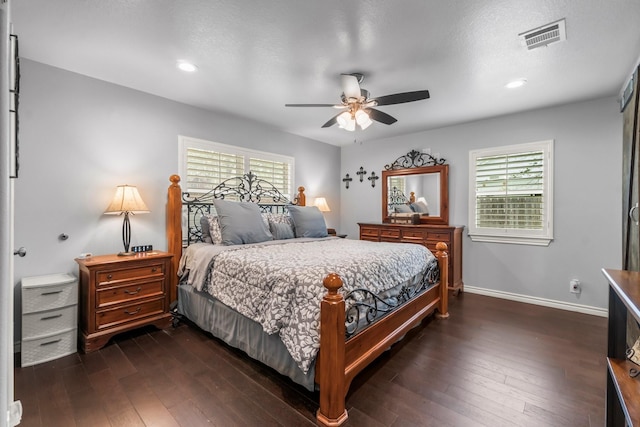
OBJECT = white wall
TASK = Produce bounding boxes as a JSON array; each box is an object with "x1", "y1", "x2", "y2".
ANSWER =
[
  {"x1": 340, "y1": 96, "x2": 622, "y2": 310},
  {"x1": 13, "y1": 59, "x2": 340, "y2": 338}
]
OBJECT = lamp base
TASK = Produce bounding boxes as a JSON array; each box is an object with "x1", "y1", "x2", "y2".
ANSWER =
[{"x1": 117, "y1": 251, "x2": 136, "y2": 257}]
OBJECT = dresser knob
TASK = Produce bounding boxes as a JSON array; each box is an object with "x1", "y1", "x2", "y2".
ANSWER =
[
  {"x1": 124, "y1": 307, "x2": 142, "y2": 316},
  {"x1": 151, "y1": 267, "x2": 158, "y2": 273},
  {"x1": 124, "y1": 287, "x2": 142, "y2": 295},
  {"x1": 107, "y1": 274, "x2": 112, "y2": 280}
]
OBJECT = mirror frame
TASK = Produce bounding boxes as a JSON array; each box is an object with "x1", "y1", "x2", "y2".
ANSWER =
[{"x1": 382, "y1": 164, "x2": 449, "y2": 225}]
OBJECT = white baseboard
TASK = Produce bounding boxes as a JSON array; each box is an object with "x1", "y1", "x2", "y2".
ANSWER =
[{"x1": 463, "y1": 285, "x2": 608, "y2": 318}]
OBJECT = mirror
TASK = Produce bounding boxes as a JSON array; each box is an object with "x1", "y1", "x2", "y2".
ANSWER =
[{"x1": 382, "y1": 164, "x2": 449, "y2": 225}]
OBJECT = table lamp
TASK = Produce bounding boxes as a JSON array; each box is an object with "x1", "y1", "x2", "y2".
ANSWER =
[{"x1": 104, "y1": 185, "x2": 149, "y2": 256}]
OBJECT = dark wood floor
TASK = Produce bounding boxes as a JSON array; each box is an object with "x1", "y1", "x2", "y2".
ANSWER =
[{"x1": 14, "y1": 293, "x2": 607, "y2": 427}]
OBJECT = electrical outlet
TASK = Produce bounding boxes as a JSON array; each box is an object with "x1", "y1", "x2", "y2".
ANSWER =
[{"x1": 570, "y1": 279, "x2": 581, "y2": 294}]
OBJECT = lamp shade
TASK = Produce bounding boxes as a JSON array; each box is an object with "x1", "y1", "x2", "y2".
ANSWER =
[
  {"x1": 104, "y1": 185, "x2": 149, "y2": 214},
  {"x1": 313, "y1": 197, "x2": 330, "y2": 212}
]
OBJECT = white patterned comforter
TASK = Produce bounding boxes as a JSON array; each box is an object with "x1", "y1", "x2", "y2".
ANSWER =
[{"x1": 178, "y1": 238, "x2": 434, "y2": 373}]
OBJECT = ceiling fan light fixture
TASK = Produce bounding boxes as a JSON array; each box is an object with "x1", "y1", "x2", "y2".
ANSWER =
[
  {"x1": 344, "y1": 118, "x2": 356, "y2": 131},
  {"x1": 336, "y1": 111, "x2": 351, "y2": 128},
  {"x1": 355, "y1": 110, "x2": 372, "y2": 129}
]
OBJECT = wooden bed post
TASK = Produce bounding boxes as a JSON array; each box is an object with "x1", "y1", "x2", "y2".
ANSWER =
[
  {"x1": 297, "y1": 186, "x2": 306, "y2": 206},
  {"x1": 317, "y1": 273, "x2": 349, "y2": 427},
  {"x1": 166, "y1": 174, "x2": 183, "y2": 303},
  {"x1": 435, "y1": 242, "x2": 449, "y2": 318}
]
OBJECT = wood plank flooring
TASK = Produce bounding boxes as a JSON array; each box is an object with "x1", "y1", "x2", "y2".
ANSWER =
[{"x1": 14, "y1": 293, "x2": 607, "y2": 426}]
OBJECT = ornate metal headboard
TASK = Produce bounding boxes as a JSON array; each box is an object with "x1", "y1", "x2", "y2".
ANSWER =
[{"x1": 181, "y1": 172, "x2": 304, "y2": 245}]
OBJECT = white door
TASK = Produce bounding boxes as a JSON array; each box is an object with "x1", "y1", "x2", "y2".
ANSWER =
[{"x1": 1, "y1": 1, "x2": 20, "y2": 425}]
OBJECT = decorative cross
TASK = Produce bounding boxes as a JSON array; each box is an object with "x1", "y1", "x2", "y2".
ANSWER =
[
  {"x1": 368, "y1": 171, "x2": 379, "y2": 188},
  {"x1": 356, "y1": 166, "x2": 367, "y2": 182},
  {"x1": 342, "y1": 173, "x2": 353, "y2": 189}
]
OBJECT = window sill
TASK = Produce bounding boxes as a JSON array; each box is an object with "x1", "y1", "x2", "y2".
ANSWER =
[{"x1": 468, "y1": 234, "x2": 552, "y2": 246}]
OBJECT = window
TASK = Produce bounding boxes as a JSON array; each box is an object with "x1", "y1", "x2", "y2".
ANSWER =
[
  {"x1": 178, "y1": 136, "x2": 294, "y2": 198},
  {"x1": 388, "y1": 176, "x2": 407, "y2": 202},
  {"x1": 468, "y1": 140, "x2": 553, "y2": 246}
]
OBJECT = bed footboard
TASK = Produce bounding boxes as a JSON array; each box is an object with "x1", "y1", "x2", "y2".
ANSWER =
[{"x1": 316, "y1": 243, "x2": 449, "y2": 426}]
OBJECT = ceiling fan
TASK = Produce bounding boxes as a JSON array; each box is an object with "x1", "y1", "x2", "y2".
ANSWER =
[{"x1": 285, "y1": 73, "x2": 430, "y2": 131}]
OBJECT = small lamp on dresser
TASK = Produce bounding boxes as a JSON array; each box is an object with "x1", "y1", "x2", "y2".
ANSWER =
[{"x1": 104, "y1": 184, "x2": 149, "y2": 256}]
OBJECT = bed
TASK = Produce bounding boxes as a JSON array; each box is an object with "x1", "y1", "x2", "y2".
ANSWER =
[{"x1": 165, "y1": 173, "x2": 449, "y2": 426}]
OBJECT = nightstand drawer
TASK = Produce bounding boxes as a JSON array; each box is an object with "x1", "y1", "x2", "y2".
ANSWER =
[
  {"x1": 96, "y1": 298, "x2": 165, "y2": 330},
  {"x1": 96, "y1": 278, "x2": 164, "y2": 308},
  {"x1": 22, "y1": 280, "x2": 78, "y2": 314},
  {"x1": 97, "y1": 263, "x2": 165, "y2": 285},
  {"x1": 21, "y1": 329, "x2": 77, "y2": 367},
  {"x1": 22, "y1": 305, "x2": 77, "y2": 340}
]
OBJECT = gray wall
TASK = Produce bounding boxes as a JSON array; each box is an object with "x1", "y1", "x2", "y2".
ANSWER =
[
  {"x1": 340, "y1": 96, "x2": 622, "y2": 310},
  {"x1": 14, "y1": 60, "x2": 341, "y2": 338}
]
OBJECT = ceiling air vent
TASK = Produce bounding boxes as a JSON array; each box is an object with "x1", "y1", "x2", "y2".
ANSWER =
[{"x1": 519, "y1": 19, "x2": 566, "y2": 50}]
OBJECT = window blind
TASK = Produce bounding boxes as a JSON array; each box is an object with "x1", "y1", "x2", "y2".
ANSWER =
[
  {"x1": 186, "y1": 148, "x2": 244, "y2": 193},
  {"x1": 249, "y1": 157, "x2": 291, "y2": 199},
  {"x1": 475, "y1": 150, "x2": 544, "y2": 230}
]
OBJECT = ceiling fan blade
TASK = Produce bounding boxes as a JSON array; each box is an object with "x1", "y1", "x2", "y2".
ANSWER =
[
  {"x1": 285, "y1": 103, "x2": 338, "y2": 107},
  {"x1": 341, "y1": 74, "x2": 361, "y2": 100},
  {"x1": 373, "y1": 90, "x2": 430, "y2": 106},
  {"x1": 321, "y1": 113, "x2": 341, "y2": 128},
  {"x1": 366, "y1": 108, "x2": 397, "y2": 125}
]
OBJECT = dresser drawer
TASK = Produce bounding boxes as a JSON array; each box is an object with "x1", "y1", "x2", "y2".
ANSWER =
[
  {"x1": 426, "y1": 231, "x2": 451, "y2": 242},
  {"x1": 96, "y1": 298, "x2": 165, "y2": 330},
  {"x1": 96, "y1": 278, "x2": 164, "y2": 308},
  {"x1": 21, "y1": 329, "x2": 77, "y2": 367},
  {"x1": 22, "y1": 305, "x2": 77, "y2": 340},
  {"x1": 401, "y1": 229, "x2": 425, "y2": 240},
  {"x1": 360, "y1": 227, "x2": 380, "y2": 238},
  {"x1": 379, "y1": 228, "x2": 400, "y2": 239},
  {"x1": 97, "y1": 263, "x2": 165, "y2": 285},
  {"x1": 22, "y1": 281, "x2": 78, "y2": 314}
]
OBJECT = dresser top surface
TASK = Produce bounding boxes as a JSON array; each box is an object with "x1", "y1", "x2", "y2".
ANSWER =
[{"x1": 359, "y1": 222, "x2": 465, "y2": 230}]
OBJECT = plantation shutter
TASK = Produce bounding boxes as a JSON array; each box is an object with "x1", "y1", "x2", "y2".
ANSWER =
[
  {"x1": 185, "y1": 148, "x2": 244, "y2": 193},
  {"x1": 474, "y1": 150, "x2": 544, "y2": 230},
  {"x1": 249, "y1": 157, "x2": 291, "y2": 199}
]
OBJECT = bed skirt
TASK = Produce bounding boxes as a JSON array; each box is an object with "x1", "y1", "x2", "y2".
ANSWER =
[{"x1": 177, "y1": 283, "x2": 316, "y2": 391}]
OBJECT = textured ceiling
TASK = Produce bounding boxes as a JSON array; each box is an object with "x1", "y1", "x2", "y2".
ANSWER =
[{"x1": 11, "y1": 0, "x2": 640, "y2": 146}]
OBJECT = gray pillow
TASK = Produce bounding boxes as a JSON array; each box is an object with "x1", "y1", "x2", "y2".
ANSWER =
[
  {"x1": 200, "y1": 215, "x2": 213, "y2": 243},
  {"x1": 395, "y1": 204, "x2": 413, "y2": 213},
  {"x1": 410, "y1": 201, "x2": 429, "y2": 214},
  {"x1": 288, "y1": 205, "x2": 328, "y2": 238},
  {"x1": 212, "y1": 199, "x2": 273, "y2": 245},
  {"x1": 269, "y1": 221, "x2": 295, "y2": 240}
]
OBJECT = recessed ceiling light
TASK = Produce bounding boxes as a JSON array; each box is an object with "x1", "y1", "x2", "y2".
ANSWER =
[
  {"x1": 505, "y1": 79, "x2": 527, "y2": 89},
  {"x1": 177, "y1": 61, "x2": 198, "y2": 72}
]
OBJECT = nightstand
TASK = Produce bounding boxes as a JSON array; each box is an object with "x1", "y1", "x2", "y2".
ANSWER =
[
  {"x1": 21, "y1": 273, "x2": 78, "y2": 367},
  {"x1": 75, "y1": 251, "x2": 173, "y2": 352}
]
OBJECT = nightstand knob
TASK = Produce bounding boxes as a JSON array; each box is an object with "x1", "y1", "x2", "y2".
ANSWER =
[
  {"x1": 151, "y1": 267, "x2": 158, "y2": 273},
  {"x1": 107, "y1": 274, "x2": 113, "y2": 280},
  {"x1": 124, "y1": 307, "x2": 141, "y2": 316}
]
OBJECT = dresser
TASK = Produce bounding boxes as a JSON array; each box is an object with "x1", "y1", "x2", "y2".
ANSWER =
[
  {"x1": 75, "y1": 251, "x2": 173, "y2": 352},
  {"x1": 359, "y1": 223, "x2": 464, "y2": 293},
  {"x1": 602, "y1": 269, "x2": 640, "y2": 426},
  {"x1": 21, "y1": 273, "x2": 78, "y2": 367}
]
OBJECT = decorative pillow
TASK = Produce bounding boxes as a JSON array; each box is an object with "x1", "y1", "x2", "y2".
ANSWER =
[
  {"x1": 287, "y1": 205, "x2": 328, "y2": 238},
  {"x1": 262, "y1": 212, "x2": 295, "y2": 229},
  {"x1": 269, "y1": 220, "x2": 295, "y2": 240},
  {"x1": 395, "y1": 204, "x2": 413, "y2": 213},
  {"x1": 213, "y1": 199, "x2": 273, "y2": 245},
  {"x1": 410, "y1": 201, "x2": 429, "y2": 214},
  {"x1": 199, "y1": 215, "x2": 213, "y2": 243},
  {"x1": 200, "y1": 214, "x2": 223, "y2": 244}
]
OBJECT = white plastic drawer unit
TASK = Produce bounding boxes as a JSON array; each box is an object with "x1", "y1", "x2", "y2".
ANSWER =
[{"x1": 21, "y1": 273, "x2": 78, "y2": 367}]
